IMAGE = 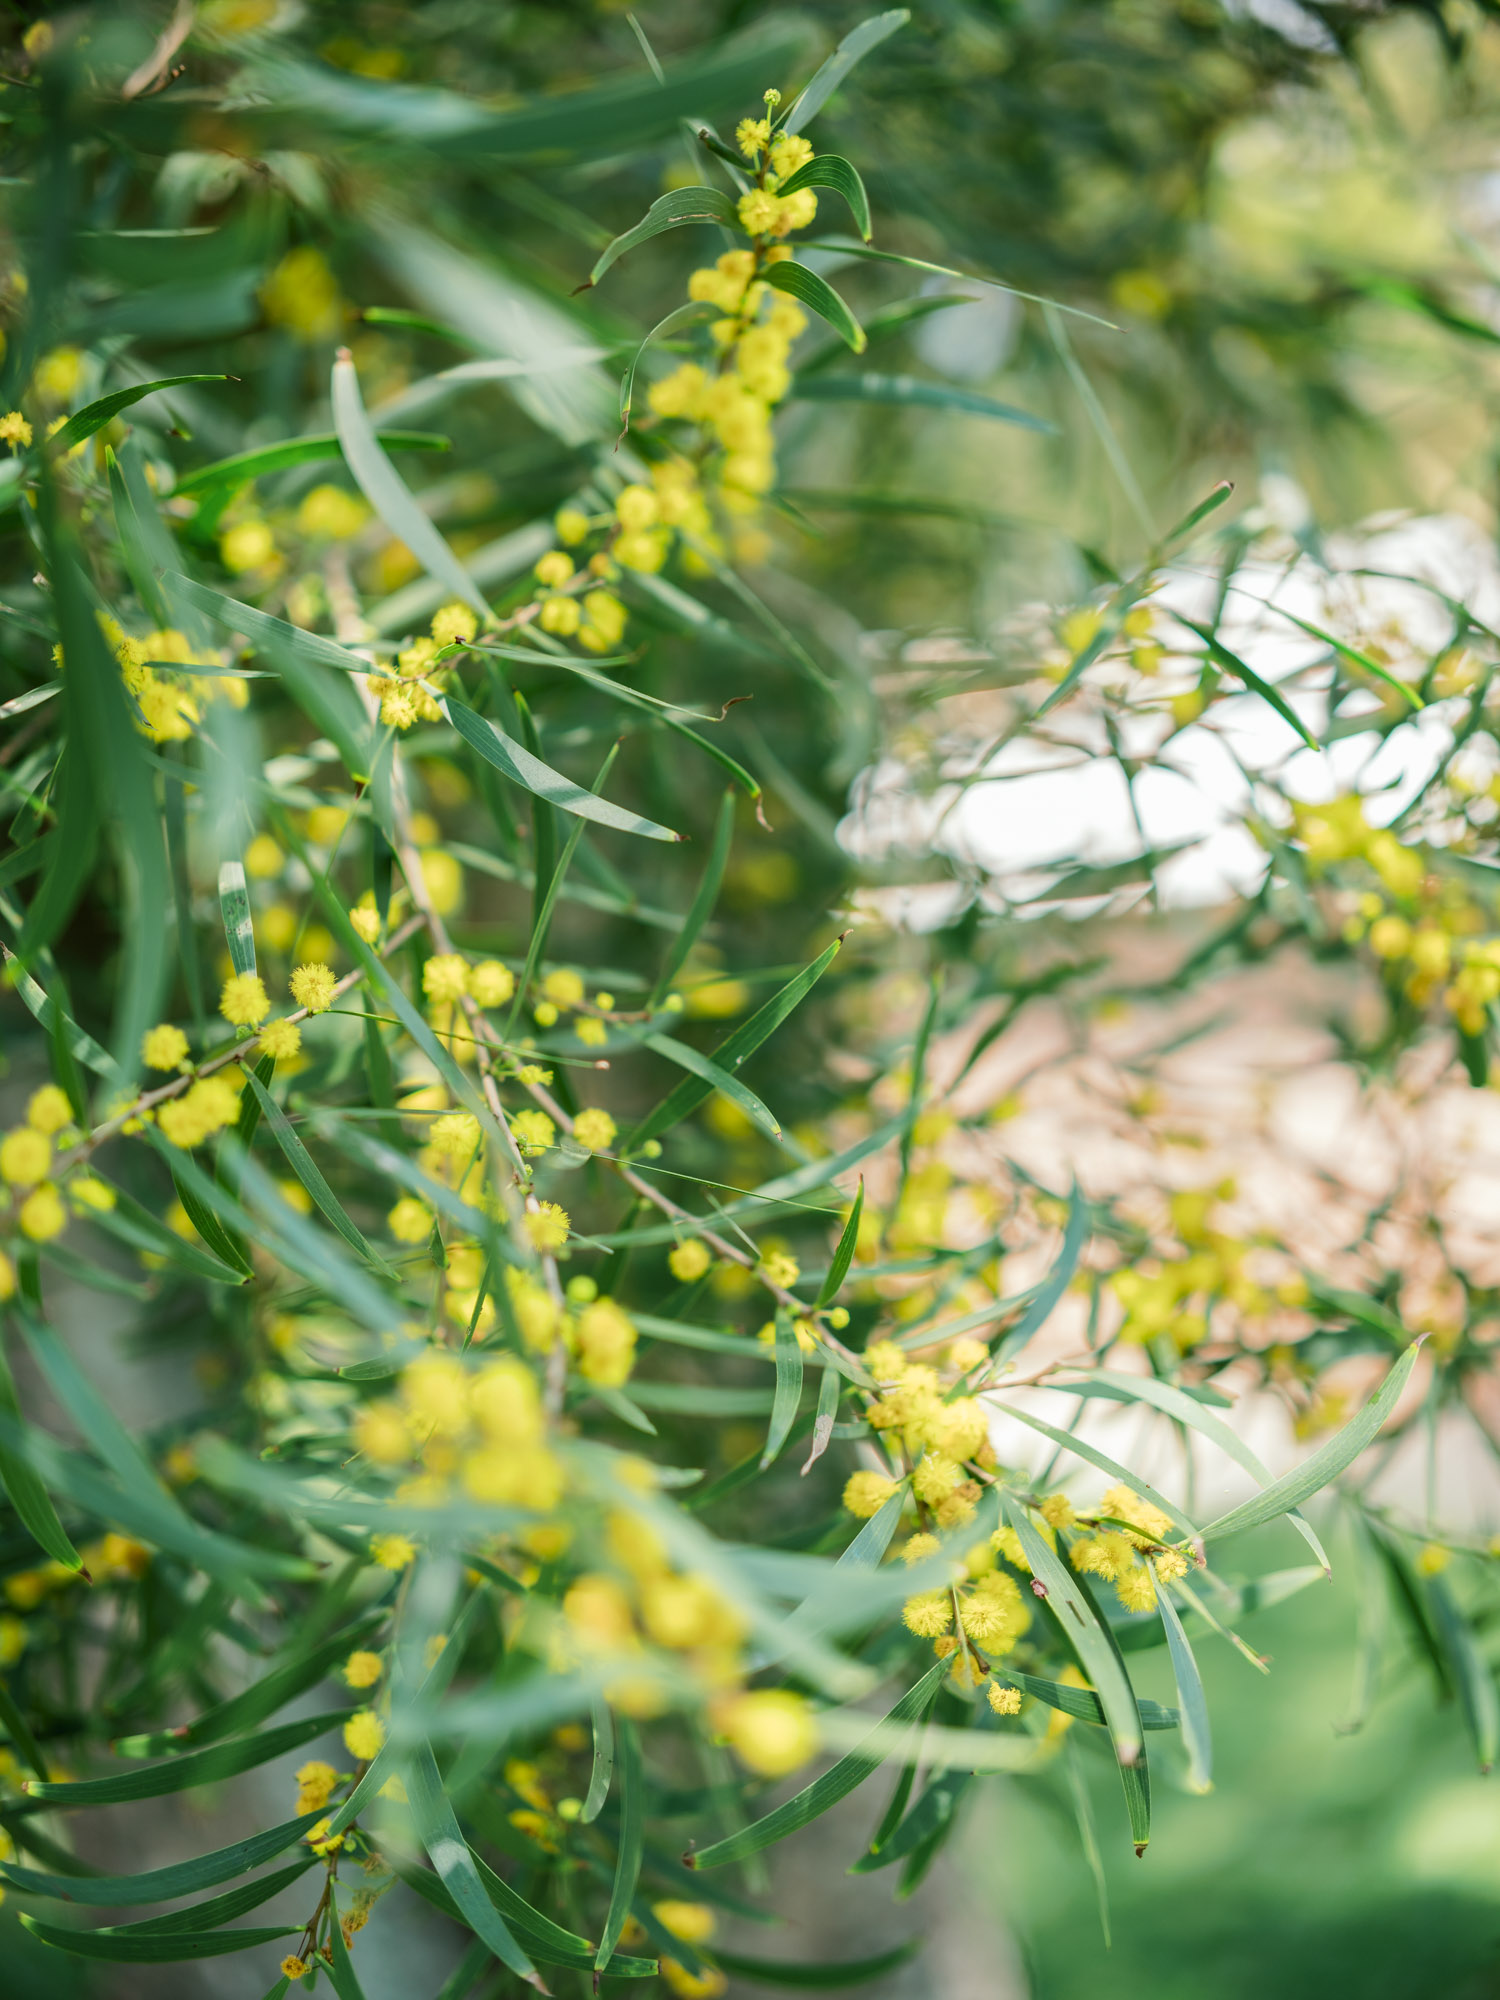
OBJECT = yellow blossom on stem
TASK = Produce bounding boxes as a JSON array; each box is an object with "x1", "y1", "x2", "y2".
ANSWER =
[
  {"x1": 343, "y1": 1709, "x2": 385, "y2": 1762},
  {"x1": 525, "y1": 1201, "x2": 571, "y2": 1253},
  {"x1": 142, "y1": 1023, "x2": 189, "y2": 1070},
  {"x1": 290, "y1": 962, "x2": 337, "y2": 1014},
  {"x1": 220, "y1": 971, "x2": 270, "y2": 1029},
  {"x1": 668, "y1": 1239, "x2": 711, "y2": 1283}
]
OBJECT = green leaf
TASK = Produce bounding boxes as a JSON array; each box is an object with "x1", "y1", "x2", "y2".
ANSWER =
[
  {"x1": 407, "y1": 1740, "x2": 540, "y2": 1984},
  {"x1": 1157, "y1": 1590, "x2": 1212, "y2": 1793},
  {"x1": 23, "y1": 1710, "x2": 353, "y2": 1807},
  {"x1": 803, "y1": 1360, "x2": 842, "y2": 1473},
  {"x1": 775, "y1": 156, "x2": 871, "y2": 240},
  {"x1": 244, "y1": 1072, "x2": 390, "y2": 1273},
  {"x1": 328, "y1": 1884, "x2": 370, "y2": 2000},
  {"x1": 168, "y1": 1163, "x2": 254, "y2": 1277},
  {"x1": 689, "y1": 1658, "x2": 948, "y2": 1869},
  {"x1": 1174, "y1": 617, "x2": 1318, "y2": 750},
  {"x1": 92, "y1": 1182, "x2": 248, "y2": 1285},
  {"x1": 1197, "y1": 1340, "x2": 1424, "y2": 1544},
  {"x1": 1426, "y1": 1571, "x2": 1499, "y2": 1775},
  {"x1": 816, "y1": 1179, "x2": 864, "y2": 1307},
  {"x1": 0, "y1": 1673, "x2": 48, "y2": 1782},
  {"x1": 641, "y1": 1031, "x2": 781, "y2": 1139},
  {"x1": 790, "y1": 370, "x2": 1054, "y2": 432},
  {"x1": 761, "y1": 1311, "x2": 805, "y2": 1469},
  {"x1": 588, "y1": 185, "x2": 739, "y2": 287},
  {"x1": 0, "y1": 1813, "x2": 326, "y2": 1905},
  {"x1": 113, "y1": 1610, "x2": 385, "y2": 1756},
  {"x1": 712, "y1": 1940, "x2": 922, "y2": 1988},
  {"x1": 121, "y1": 1857, "x2": 315, "y2": 1936},
  {"x1": 583, "y1": 1694, "x2": 614, "y2": 1824},
  {"x1": 218, "y1": 860, "x2": 257, "y2": 977},
  {"x1": 595, "y1": 1718, "x2": 643, "y2": 1970},
  {"x1": 650, "y1": 786, "x2": 735, "y2": 1006},
  {"x1": 46, "y1": 376, "x2": 230, "y2": 456},
  {"x1": 629, "y1": 935, "x2": 842, "y2": 1149},
  {"x1": 784, "y1": 10, "x2": 909, "y2": 132},
  {"x1": 164, "y1": 573, "x2": 374, "y2": 783},
  {"x1": 174, "y1": 431, "x2": 450, "y2": 496},
  {"x1": 1001, "y1": 1496, "x2": 1143, "y2": 1767},
  {"x1": 618, "y1": 298, "x2": 718, "y2": 436},
  {"x1": 994, "y1": 1185, "x2": 1090, "y2": 1359},
  {"x1": 18, "y1": 1916, "x2": 293, "y2": 1964},
  {"x1": 445, "y1": 693, "x2": 681, "y2": 844},
  {"x1": 1254, "y1": 597, "x2": 1423, "y2": 710},
  {"x1": 387, "y1": 1845, "x2": 657, "y2": 1976},
  {"x1": 0, "y1": 1334, "x2": 81, "y2": 1572},
  {"x1": 767, "y1": 261, "x2": 865, "y2": 352},
  {"x1": 332, "y1": 350, "x2": 487, "y2": 618}
]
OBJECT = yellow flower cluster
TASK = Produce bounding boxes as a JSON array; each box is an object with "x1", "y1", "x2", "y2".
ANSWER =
[
  {"x1": 899, "y1": 1535, "x2": 1031, "y2": 1669},
  {"x1": 0, "y1": 1088, "x2": 117, "y2": 1247},
  {"x1": 856, "y1": 1341, "x2": 993, "y2": 1529},
  {"x1": 370, "y1": 602, "x2": 477, "y2": 730},
  {"x1": 1070, "y1": 1485, "x2": 1187, "y2": 1613},
  {"x1": 99, "y1": 617, "x2": 245, "y2": 744},
  {"x1": 158, "y1": 1070, "x2": 243, "y2": 1148}
]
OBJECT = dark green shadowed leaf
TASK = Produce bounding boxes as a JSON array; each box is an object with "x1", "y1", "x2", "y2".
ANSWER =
[
  {"x1": 1426, "y1": 1571, "x2": 1499, "y2": 1775},
  {"x1": 46, "y1": 376, "x2": 230, "y2": 456},
  {"x1": 761, "y1": 1310, "x2": 805, "y2": 1468},
  {"x1": 406, "y1": 1740, "x2": 540, "y2": 1985},
  {"x1": 791, "y1": 370, "x2": 1055, "y2": 432},
  {"x1": 22, "y1": 1710, "x2": 354, "y2": 1807},
  {"x1": 688, "y1": 1657, "x2": 948, "y2": 1869},
  {"x1": 815, "y1": 1179, "x2": 864, "y2": 1307},
  {"x1": 328, "y1": 1884, "x2": 371, "y2": 2000},
  {"x1": 595, "y1": 1717, "x2": 644, "y2": 1970},
  {"x1": 0, "y1": 1332, "x2": 82, "y2": 1572},
  {"x1": 775, "y1": 156, "x2": 872, "y2": 240},
  {"x1": 18, "y1": 1916, "x2": 294, "y2": 1963},
  {"x1": 650, "y1": 786, "x2": 735, "y2": 1006},
  {"x1": 1175, "y1": 617, "x2": 1318, "y2": 750},
  {"x1": 767, "y1": 261, "x2": 866, "y2": 353},
  {"x1": 712, "y1": 1939, "x2": 922, "y2": 1988},
  {"x1": 244, "y1": 1071, "x2": 392, "y2": 1273},
  {"x1": 0, "y1": 1813, "x2": 327, "y2": 1904},
  {"x1": 118, "y1": 1856, "x2": 314, "y2": 1936},
  {"x1": 641, "y1": 1031, "x2": 781, "y2": 1139}
]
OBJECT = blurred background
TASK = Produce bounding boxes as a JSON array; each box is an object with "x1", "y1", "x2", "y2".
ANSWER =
[{"x1": 14, "y1": 0, "x2": 1500, "y2": 1992}]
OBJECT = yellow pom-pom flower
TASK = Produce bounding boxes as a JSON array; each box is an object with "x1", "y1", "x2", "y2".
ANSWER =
[
  {"x1": 469, "y1": 960, "x2": 515, "y2": 1007},
  {"x1": 511, "y1": 1110, "x2": 555, "y2": 1157},
  {"x1": 842, "y1": 1470, "x2": 898, "y2": 1518},
  {"x1": 718, "y1": 1689, "x2": 815, "y2": 1776},
  {"x1": 987, "y1": 1682, "x2": 1022, "y2": 1716},
  {"x1": 0, "y1": 1128, "x2": 50, "y2": 1187},
  {"x1": 19, "y1": 1186, "x2": 66, "y2": 1241},
  {"x1": 220, "y1": 971, "x2": 270, "y2": 1029},
  {"x1": 26, "y1": 1086, "x2": 71, "y2": 1136},
  {"x1": 343, "y1": 1650, "x2": 384, "y2": 1689},
  {"x1": 572, "y1": 1108, "x2": 616, "y2": 1152},
  {"x1": 422, "y1": 953, "x2": 469, "y2": 1004},
  {"x1": 668, "y1": 1239, "x2": 712, "y2": 1283},
  {"x1": 142, "y1": 1022, "x2": 189, "y2": 1071},
  {"x1": 258, "y1": 1019, "x2": 302, "y2": 1061},
  {"x1": 525, "y1": 1202, "x2": 571, "y2": 1254},
  {"x1": 343, "y1": 1709, "x2": 385, "y2": 1762},
  {"x1": 290, "y1": 962, "x2": 337, "y2": 1014}
]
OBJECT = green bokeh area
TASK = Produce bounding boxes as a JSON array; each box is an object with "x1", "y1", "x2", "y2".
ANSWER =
[{"x1": 986, "y1": 1548, "x2": 1500, "y2": 1999}]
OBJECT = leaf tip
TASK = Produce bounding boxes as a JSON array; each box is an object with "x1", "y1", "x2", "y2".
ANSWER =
[{"x1": 1133, "y1": 1842, "x2": 1148, "y2": 1858}]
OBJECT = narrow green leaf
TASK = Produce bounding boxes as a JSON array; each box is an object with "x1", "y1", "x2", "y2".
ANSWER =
[
  {"x1": 1175, "y1": 617, "x2": 1318, "y2": 750},
  {"x1": 790, "y1": 370, "x2": 1054, "y2": 432},
  {"x1": 0, "y1": 1673, "x2": 48, "y2": 1782},
  {"x1": 90, "y1": 1183, "x2": 247, "y2": 1285},
  {"x1": 332, "y1": 350, "x2": 487, "y2": 617},
  {"x1": 629, "y1": 935, "x2": 842, "y2": 1149},
  {"x1": 0, "y1": 1333, "x2": 82, "y2": 1572},
  {"x1": 651, "y1": 786, "x2": 734, "y2": 1006},
  {"x1": 217, "y1": 860, "x2": 256, "y2": 977},
  {"x1": 407, "y1": 1740, "x2": 540, "y2": 1985},
  {"x1": 446, "y1": 693, "x2": 680, "y2": 843},
  {"x1": 122, "y1": 1857, "x2": 315, "y2": 1936},
  {"x1": 775, "y1": 156, "x2": 871, "y2": 240},
  {"x1": 46, "y1": 376, "x2": 230, "y2": 456},
  {"x1": 328, "y1": 1884, "x2": 371, "y2": 2000},
  {"x1": 23, "y1": 1711, "x2": 353, "y2": 1808},
  {"x1": 1198, "y1": 1340, "x2": 1424, "y2": 1543},
  {"x1": 170, "y1": 1164, "x2": 254, "y2": 1277},
  {"x1": 1256, "y1": 598, "x2": 1423, "y2": 709},
  {"x1": 761, "y1": 1310, "x2": 805, "y2": 1469},
  {"x1": 766, "y1": 261, "x2": 865, "y2": 352},
  {"x1": 1157, "y1": 1589, "x2": 1212, "y2": 1792},
  {"x1": 595, "y1": 1718, "x2": 643, "y2": 1969},
  {"x1": 784, "y1": 10, "x2": 909, "y2": 132},
  {"x1": 815, "y1": 1178, "x2": 864, "y2": 1307},
  {"x1": 0, "y1": 1814, "x2": 326, "y2": 1906},
  {"x1": 588, "y1": 185, "x2": 738, "y2": 287},
  {"x1": 1001, "y1": 1496, "x2": 1143, "y2": 1766},
  {"x1": 174, "y1": 430, "x2": 450, "y2": 496},
  {"x1": 618, "y1": 299, "x2": 718, "y2": 435},
  {"x1": 18, "y1": 1916, "x2": 293, "y2": 1963},
  {"x1": 583, "y1": 1694, "x2": 614, "y2": 1824},
  {"x1": 244, "y1": 1072, "x2": 389, "y2": 1272},
  {"x1": 689, "y1": 1658, "x2": 948, "y2": 1870},
  {"x1": 803, "y1": 1361, "x2": 842, "y2": 1474},
  {"x1": 994, "y1": 1185, "x2": 1090, "y2": 1359},
  {"x1": 642, "y1": 1031, "x2": 781, "y2": 1139},
  {"x1": 1427, "y1": 1571, "x2": 1499, "y2": 1775},
  {"x1": 1159, "y1": 480, "x2": 1234, "y2": 548}
]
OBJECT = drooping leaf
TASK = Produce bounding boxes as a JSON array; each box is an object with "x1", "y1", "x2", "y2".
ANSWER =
[
  {"x1": 583, "y1": 1694, "x2": 614, "y2": 1824},
  {"x1": 784, "y1": 10, "x2": 910, "y2": 132},
  {"x1": 587, "y1": 185, "x2": 739, "y2": 288},
  {"x1": 766, "y1": 262, "x2": 866, "y2": 352},
  {"x1": 244, "y1": 1071, "x2": 391, "y2": 1273},
  {"x1": 1427, "y1": 1571, "x2": 1500, "y2": 1775},
  {"x1": 791, "y1": 370, "x2": 1054, "y2": 432},
  {"x1": 815, "y1": 1179, "x2": 864, "y2": 1307},
  {"x1": 174, "y1": 430, "x2": 450, "y2": 495},
  {"x1": 17, "y1": 1917, "x2": 294, "y2": 1964},
  {"x1": 0, "y1": 1814, "x2": 326, "y2": 1905},
  {"x1": 761, "y1": 1310, "x2": 805, "y2": 1469},
  {"x1": 640, "y1": 1031, "x2": 781, "y2": 1139},
  {"x1": 22, "y1": 1711, "x2": 353, "y2": 1807},
  {"x1": 406, "y1": 1740, "x2": 540, "y2": 1985},
  {"x1": 46, "y1": 376, "x2": 230, "y2": 456},
  {"x1": 650, "y1": 786, "x2": 735, "y2": 1006},
  {"x1": 1157, "y1": 1589, "x2": 1213, "y2": 1793},
  {"x1": 712, "y1": 1939, "x2": 922, "y2": 1988},
  {"x1": 0, "y1": 1333, "x2": 82, "y2": 1573},
  {"x1": 595, "y1": 1717, "x2": 644, "y2": 1970}
]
